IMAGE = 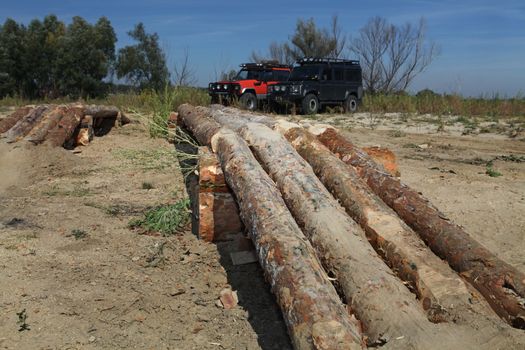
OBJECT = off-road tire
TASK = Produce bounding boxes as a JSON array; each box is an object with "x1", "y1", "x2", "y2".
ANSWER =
[
  {"x1": 344, "y1": 95, "x2": 358, "y2": 113},
  {"x1": 240, "y1": 93, "x2": 257, "y2": 111},
  {"x1": 302, "y1": 94, "x2": 319, "y2": 115}
]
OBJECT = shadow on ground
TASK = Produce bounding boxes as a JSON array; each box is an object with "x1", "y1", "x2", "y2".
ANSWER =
[{"x1": 175, "y1": 137, "x2": 292, "y2": 350}]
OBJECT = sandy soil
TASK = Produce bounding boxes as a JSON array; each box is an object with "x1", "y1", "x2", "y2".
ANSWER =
[{"x1": 0, "y1": 108, "x2": 524, "y2": 349}]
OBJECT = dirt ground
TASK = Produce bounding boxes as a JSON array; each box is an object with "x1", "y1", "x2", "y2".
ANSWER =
[{"x1": 0, "y1": 107, "x2": 524, "y2": 349}]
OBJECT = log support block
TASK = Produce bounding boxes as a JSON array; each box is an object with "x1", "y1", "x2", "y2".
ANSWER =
[{"x1": 197, "y1": 146, "x2": 243, "y2": 242}]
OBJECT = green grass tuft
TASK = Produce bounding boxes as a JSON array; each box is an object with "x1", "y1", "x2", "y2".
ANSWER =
[
  {"x1": 129, "y1": 199, "x2": 191, "y2": 236},
  {"x1": 485, "y1": 161, "x2": 502, "y2": 177},
  {"x1": 142, "y1": 182, "x2": 154, "y2": 190}
]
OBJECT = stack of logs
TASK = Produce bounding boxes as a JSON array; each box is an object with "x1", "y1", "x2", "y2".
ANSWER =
[
  {"x1": 179, "y1": 104, "x2": 525, "y2": 350},
  {"x1": 0, "y1": 104, "x2": 129, "y2": 148}
]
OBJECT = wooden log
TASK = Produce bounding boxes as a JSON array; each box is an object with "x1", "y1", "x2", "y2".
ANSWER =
[
  {"x1": 0, "y1": 106, "x2": 33, "y2": 134},
  {"x1": 361, "y1": 146, "x2": 399, "y2": 177},
  {"x1": 83, "y1": 104, "x2": 130, "y2": 125},
  {"x1": 311, "y1": 125, "x2": 525, "y2": 328},
  {"x1": 178, "y1": 104, "x2": 364, "y2": 350},
  {"x1": 209, "y1": 108, "x2": 514, "y2": 348},
  {"x1": 76, "y1": 115, "x2": 94, "y2": 146},
  {"x1": 25, "y1": 106, "x2": 66, "y2": 145},
  {"x1": 3, "y1": 105, "x2": 51, "y2": 143},
  {"x1": 273, "y1": 121, "x2": 502, "y2": 321},
  {"x1": 83, "y1": 105, "x2": 119, "y2": 119},
  {"x1": 44, "y1": 106, "x2": 84, "y2": 147},
  {"x1": 198, "y1": 146, "x2": 243, "y2": 242}
]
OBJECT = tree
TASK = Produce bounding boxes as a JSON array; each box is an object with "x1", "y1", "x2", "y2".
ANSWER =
[
  {"x1": 0, "y1": 15, "x2": 115, "y2": 99},
  {"x1": 250, "y1": 41, "x2": 295, "y2": 65},
  {"x1": 93, "y1": 17, "x2": 117, "y2": 77},
  {"x1": 220, "y1": 69, "x2": 238, "y2": 81},
  {"x1": 0, "y1": 19, "x2": 27, "y2": 97},
  {"x1": 116, "y1": 23, "x2": 169, "y2": 91},
  {"x1": 56, "y1": 16, "x2": 116, "y2": 98},
  {"x1": 173, "y1": 47, "x2": 197, "y2": 87},
  {"x1": 251, "y1": 16, "x2": 346, "y2": 64},
  {"x1": 350, "y1": 17, "x2": 438, "y2": 94},
  {"x1": 23, "y1": 15, "x2": 66, "y2": 98}
]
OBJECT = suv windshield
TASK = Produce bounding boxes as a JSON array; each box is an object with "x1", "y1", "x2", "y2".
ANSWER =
[
  {"x1": 289, "y1": 66, "x2": 321, "y2": 81},
  {"x1": 235, "y1": 69, "x2": 262, "y2": 80}
]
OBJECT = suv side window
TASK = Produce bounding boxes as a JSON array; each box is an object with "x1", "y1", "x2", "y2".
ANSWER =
[
  {"x1": 261, "y1": 70, "x2": 273, "y2": 81},
  {"x1": 322, "y1": 67, "x2": 332, "y2": 81},
  {"x1": 345, "y1": 68, "x2": 361, "y2": 82},
  {"x1": 333, "y1": 67, "x2": 344, "y2": 81},
  {"x1": 246, "y1": 70, "x2": 261, "y2": 80},
  {"x1": 273, "y1": 70, "x2": 289, "y2": 81}
]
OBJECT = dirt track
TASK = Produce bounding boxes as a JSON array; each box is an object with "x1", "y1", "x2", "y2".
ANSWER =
[{"x1": 0, "y1": 108, "x2": 524, "y2": 349}]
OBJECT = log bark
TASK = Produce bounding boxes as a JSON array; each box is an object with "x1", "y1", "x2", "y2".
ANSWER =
[
  {"x1": 44, "y1": 106, "x2": 84, "y2": 147},
  {"x1": 274, "y1": 121, "x2": 508, "y2": 323},
  {"x1": 83, "y1": 105, "x2": 130, "y2": 125},
  {"x1": 83, "y1": 105, "x2": 119, "y2": 119},
  {"x1": 0, "y1": 106, "x2": 33, "y2": 134},
  {"x1": 209, "y1": 107, "x2": 517, "y2": 348},
  {"x1": 25, "y1": 106, "x2": 66, "y2": 145},
  {"x1": 3, "y1": 105, "x2": 51, "y2": 142},
  {"x1": 178, "y1": 104, "x2": 364, "y2": 350},
  {"x1": 312, "y1": 125, "x2": 525, "y2": 328}
]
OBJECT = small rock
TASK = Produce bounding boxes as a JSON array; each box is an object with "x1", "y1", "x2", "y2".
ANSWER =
[
  {"x1": 88, "y1": 336, "x2": 96, "y2": 343},
  {"x1": 131, "y1": 257, "x2": 140, "y2": 262},
  {"x1": 197, "y1": 314, "x2": 211, "y2": 322},
  {"x1": 218, "y1": 288, "x2": 238, "y2": 310}
]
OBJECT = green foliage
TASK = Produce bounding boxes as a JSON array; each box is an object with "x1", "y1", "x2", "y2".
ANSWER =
[
  {"x1": 129, "y1": 199, "x2": 191, "y2": 236},
  {"x1": 70, "y1": 229, "x2": 88, "y2": 239},
  {"x1": 485, "y1": 161, "x2": 502, "y2": 177},
  {"x1": 0, "y1": 15, "x2": 116, "y2": 99},
  {"x1": 0, "y1": 19, "x2": 26, "y2": 97},
  {"x1": 142, "y1": 182, "x2": 154, "y2": 190},
  {"x1": 251, "y1": 16, "x2": 343, "y2": 64},
  {"x1": 113, "y1": 148, "x2": 179, "y2": 171},
  {"x1": 137, "y1": 85, "x2": 209, "y2": 137},
  {"x1": 288, "y1": 18, "x2": 339, "y2": 59},
  {"x1": 16, "y1": 309, "x2": 30, "y2": 332},
  {"x1": 362, "y1": 93, "x2": 525, "y2": 118},
  {"x1": 116, "y1": 23, "x2": 169, "y2": 91},
  {"x1": 56, "y1": 16, "x2": 116, "y2": 98}
]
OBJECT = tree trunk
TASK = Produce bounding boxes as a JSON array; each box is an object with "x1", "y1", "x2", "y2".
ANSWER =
[
  {"x1": 83, "y1": 105, "x2": 118, "y2": 119},
  {"x1": 208, "y1": 107, "x2": 522, "y2": 349},
  {"x1": 275, "y1": 121, "x2": 519, "y2": 327},
  {"x1": 311, "y1": 125, "x2": 525, "y2": 329},
  {"x1": 25, "y1": 106, "x2": 66, "y2": 145},
  {"x1": 44, "y1": 106, "x2": 84, "y2": 148},
  {"x1": 3, "y1": 105, "x2": 51, "y2": 143},
  {"x1": 83, "y1": 105, "x2": 130, "y2": 125},
  {"x1": 178, "y1": 104, "x2": 364, "y2": 350},
  {"x1": 0, "y1": 106, "x2": 33, "y2": 134}
]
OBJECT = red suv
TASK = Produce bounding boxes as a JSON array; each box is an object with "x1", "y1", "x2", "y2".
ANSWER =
[{"x1": 208, "y1": 62, "x2": 291, "y2": 111}]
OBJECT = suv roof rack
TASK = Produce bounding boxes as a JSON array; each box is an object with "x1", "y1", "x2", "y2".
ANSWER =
[
  {"x1": 298, "y1": 57, "x2": 360, "y2": 65},
  {"x1": 240, "y1": 61, "x2": 291, "y2": 69}
]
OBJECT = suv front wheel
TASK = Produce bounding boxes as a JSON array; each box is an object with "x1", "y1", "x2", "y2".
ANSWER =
[
  {"x1": 302, "y1": 94, "x2": 319, "y2": 115},
  {"x1": 240, "y1": 93, "x2": 257, "y2": 111},
  {"x1": 344, "y1": 95, "x2": 358, "y2": 113}
]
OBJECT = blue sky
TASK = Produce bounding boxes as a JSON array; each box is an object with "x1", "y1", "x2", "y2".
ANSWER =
[{"x1": 2, "y1": 0, "x2": 524, "y2": 96}]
